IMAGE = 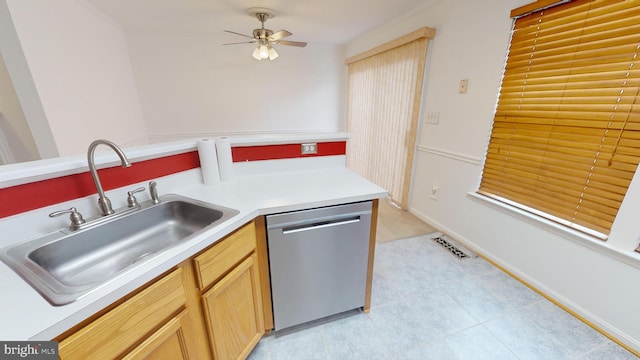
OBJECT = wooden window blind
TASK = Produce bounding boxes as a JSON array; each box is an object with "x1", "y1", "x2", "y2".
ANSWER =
[{"x1": 478, "y1": 0, "x2": 640, "y2": 239}]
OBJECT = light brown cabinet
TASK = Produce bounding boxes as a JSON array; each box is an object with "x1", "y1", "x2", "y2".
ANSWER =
[
  {"x1": 122, "y1": 310, "x2": 199, "y2": 360},
  {"x1": 58, "y1": 268, "x2": 207, "y2": 360},
  {"x1": 57, "y1": 219, "x2": 271, "y2": 360},
  {"x1": 195, "y1": 220, "x2": 266, "y2": 360},
  {"x1": 202, "y1": 254, "x2": 264, "y2": 359}
]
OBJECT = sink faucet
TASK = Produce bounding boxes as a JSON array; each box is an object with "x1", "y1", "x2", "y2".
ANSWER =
[{"x1": 87, "y1": 139, "x2": 131, "y2": 216}]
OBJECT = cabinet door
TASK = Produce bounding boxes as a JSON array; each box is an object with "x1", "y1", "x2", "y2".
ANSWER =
[
  {"x1": 202, "y1": 254, "x2": 264, "y2": 360},
  {"x1": 123, "y1": 310, "x2": 198, "y2": 360},
  {"x1": 59, "y1": 269, "x2": 187, "y2": 360}
]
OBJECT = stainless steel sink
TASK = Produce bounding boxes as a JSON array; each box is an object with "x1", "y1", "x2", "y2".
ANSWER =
[{"x1": 1, "y1": 194, "x2": 239, "y2": 305}]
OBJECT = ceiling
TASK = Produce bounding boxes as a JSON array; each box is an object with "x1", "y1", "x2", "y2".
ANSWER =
[{"x1": 85, "y1": 0, "x2": 438, "y2": 45}]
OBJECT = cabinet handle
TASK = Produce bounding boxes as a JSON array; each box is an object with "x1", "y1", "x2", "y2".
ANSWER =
[{"x1": 282, "y1": 216, "x2": 360, "y2": 235}]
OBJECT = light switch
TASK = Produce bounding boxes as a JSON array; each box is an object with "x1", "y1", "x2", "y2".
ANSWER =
[{"x1": 459, "y1": 79, "x2": 469, "y2": 94}]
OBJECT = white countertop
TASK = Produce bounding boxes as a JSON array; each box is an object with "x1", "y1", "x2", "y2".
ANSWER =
[{"x1": 0, "y1": 164, "x2": 386, "y2": 340}]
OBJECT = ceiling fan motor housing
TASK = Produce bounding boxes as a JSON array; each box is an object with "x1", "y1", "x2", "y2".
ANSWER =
[{"x1": 253, "y1": 28, "x2": 273, "y2": 39}]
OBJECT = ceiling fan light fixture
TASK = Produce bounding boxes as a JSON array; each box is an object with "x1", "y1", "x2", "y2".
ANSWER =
[
  {"x1": 252, "y1": 47, "x2": 262, "y2": 60},
  {"x1": 258, "y1": 44, "x2": 269, "y2": 59},
  {"x1": 268, "y1": 46, "x2": 279, "y2": 60}
]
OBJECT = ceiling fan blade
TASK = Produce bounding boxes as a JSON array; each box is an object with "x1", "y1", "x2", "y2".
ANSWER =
[
  {"x1": 224, "y1": 30, "x2": 255, "y2": 39},
  {"x1": 277, "y1": 40, "x2": 307, "y2": 47},
  {"x1": 268, "y1": 30, "x2": 292, "y2": 42},
  {"x1": 223, "y1": 40, "x2": 257, "y2": 46}
]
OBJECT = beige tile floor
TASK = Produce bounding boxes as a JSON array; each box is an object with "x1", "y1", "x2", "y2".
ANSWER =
[
  {"x1": 375, "y1": 198, "x2": 436, "y2": 243},
  {"x1": 249, "y1": 199, "x2": 639, "y2": 359}
]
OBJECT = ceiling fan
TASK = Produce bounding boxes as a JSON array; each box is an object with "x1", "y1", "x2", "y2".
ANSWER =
[{"x1": 223, "y1": 8, "x2": 307, "y2": 61}]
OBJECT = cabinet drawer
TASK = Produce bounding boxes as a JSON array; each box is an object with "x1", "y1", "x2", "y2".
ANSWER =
[
  {"x1": 194, "y1": 221, "x2": 256, "y2": 290},
  {"x1": 59, "y1": 268, "x2": 186, "y2": 360}
]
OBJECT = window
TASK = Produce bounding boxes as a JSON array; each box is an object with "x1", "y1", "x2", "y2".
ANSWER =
[{"x1": 478, "y1": 0, "x2": 640, "y2": 239}]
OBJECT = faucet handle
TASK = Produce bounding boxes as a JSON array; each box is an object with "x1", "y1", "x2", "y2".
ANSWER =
[
  {"x1": 149, "y1": 181, "x2": 160, "y2": 204},
  {"x1": 126, "y1": 187, "x2": 145, "y2": 208},
  {"x1": 49, "y1": 207, "x2": 86, "y2": 230}
]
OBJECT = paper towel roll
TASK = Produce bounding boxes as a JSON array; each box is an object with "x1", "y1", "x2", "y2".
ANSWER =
[
  {"x1": 215, "y1": 137, "x2": 233, "y2": 182},
  {"x1": 197, "y1": 139, "x2": 221, "y2": 186}
]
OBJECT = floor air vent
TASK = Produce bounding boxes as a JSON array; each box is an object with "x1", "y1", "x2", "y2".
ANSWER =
[{"x1": 431, "y1": 233, "x2": 476, "y2": 260}]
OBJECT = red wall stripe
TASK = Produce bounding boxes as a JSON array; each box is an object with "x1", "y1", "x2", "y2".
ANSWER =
[
  {"x1": 0, "y1": 151, "x2": 200, "y2": 219},
  {"x1": 231, "y1": 141, "x2": 346, "y2": 162},
  {"x1": 2, "y1": 141, "x2": 347, "y2": 218}
]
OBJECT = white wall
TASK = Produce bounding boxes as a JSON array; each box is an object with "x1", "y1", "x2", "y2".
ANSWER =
[
  {"x1": 0, "y1": 0, "x2": 58, "y2": 160},
  {"x1": 126, "y1": 29, "x2": 345, "y2": 141},
  {"x1": 3, "y1": 0, "x2": 344, "y2": 157},
  {"x1": 346, "y1": 0, "x2": 640, "y2": 352},
  {"x1": 5, "y1": 0, "x2": 147, "y2": 156},
  {"x1": 0, "y1": 53, "x2": 38, "y2": 163}
]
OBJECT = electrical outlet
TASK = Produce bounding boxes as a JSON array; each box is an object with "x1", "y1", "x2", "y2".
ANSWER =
[
  {"x1": 430, "y1": 185, "x2": 440, "y2": 200},
  {"x1": 301, "y1": 143, "x2": 317, "y2": 155},
  {"x1": 459, "y1": 79, "x2": 468, "y2": 94},
  {"x1": 425, "y1": 112, "x2": 440, "y2": 124}
]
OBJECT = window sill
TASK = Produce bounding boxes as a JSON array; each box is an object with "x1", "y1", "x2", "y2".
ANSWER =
[{"x1": 467, "y1": 192, "x2": 640, "y2": 271}]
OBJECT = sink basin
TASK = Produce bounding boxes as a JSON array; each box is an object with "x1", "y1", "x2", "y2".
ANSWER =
[{"x1": 1, "y1": 194, "x2": 239, "y2": 305}]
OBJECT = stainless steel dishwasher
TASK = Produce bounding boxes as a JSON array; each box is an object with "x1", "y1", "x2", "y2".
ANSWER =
[{"x1": 266, "y1": 201, "x2": 372, "y2": 331}]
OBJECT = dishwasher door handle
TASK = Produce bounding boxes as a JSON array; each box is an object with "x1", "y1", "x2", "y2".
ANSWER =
[{"x1": 282, "y1": 216, "x2": 361, "y2": 235}]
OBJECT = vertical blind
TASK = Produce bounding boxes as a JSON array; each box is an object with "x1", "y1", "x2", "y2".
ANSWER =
[
  {"x1": 478, "y1": 0, "x2": 640, "y2": 238},
  {"x1": 346, "y1": 29, "x2": 432, "y2": 208}
]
